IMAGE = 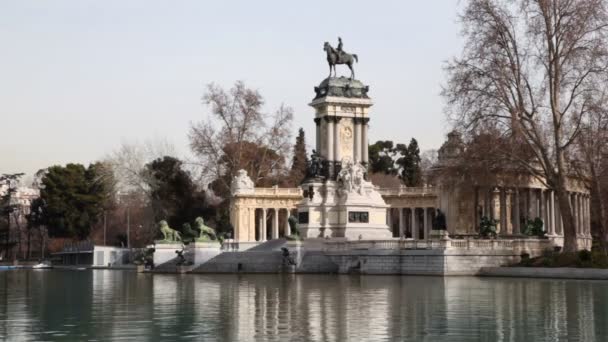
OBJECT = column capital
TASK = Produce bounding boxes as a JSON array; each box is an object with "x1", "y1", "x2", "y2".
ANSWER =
[{"x1": 314, "y1": 117, "x2": 321, "y2": 125}]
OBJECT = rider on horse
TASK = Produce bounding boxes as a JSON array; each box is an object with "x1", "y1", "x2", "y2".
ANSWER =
[{"x1": 336, "y1": 37, "x2": 345, "y2": 62}]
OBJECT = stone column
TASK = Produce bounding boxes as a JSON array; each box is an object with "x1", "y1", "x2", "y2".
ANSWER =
[
  {"x1": 261, "y1": 209, "x2": 267, "y2": 241},
  {"x1": 549, "y1": 191, "x2": 555, "y2": 235},
  {"x1": 387, "y1": 208, "x2": 393, "y2": 232},
  {"x1": 423, "y1": 208, "x2": 429, "y2": 240},
  {"x1": 574, "y1": 193, "x2": 583, "y2": 236},
  {"x1": 539, "y1": 190, "x2": 545, "y2": 231},
  {"x1": 513, "y1": 188, "x2": 521, "y2": 235},
  {"x1": 334, "y1": 117, "x2": 341, "y2": 163},
  {"x1": 314, "y1": 118, "x2": 321, "y2": 153},
  {"x1": 284, "y1": 209, "x2": 291, "y2": 237},
  {"x1": 473, "y1": 187, "x2": 479, "y2": 233},
  {"x1": 412, "y1": 208, "x2": 418, "y2": 240},
  {"x1": 326, "y1": 117, "x2": 334, "y2": 161},
  {"x1": 273, "y1": 209, "x2": 279, "y2": 239},
  {"x1": 399, "y1": 208, "x2": 405, "y2": 238},
  {"x1": 362, "y1": 118, "x2": 369, "y2": 165},
  {"x1": 249, "y1": 208, "x2": 256, "y2": 242},
  {"x1": 578, "y1": 194, "x2": 583, "y2": 237},
  {"x1": 499, "y1": 189, "x2": 507, "y2": 235},
  {"x1": 585, "y1": 195, "x2": 591, "y2": 237},
  {"x1": 505, "y1": 189, "x2": 513, "y2": 234},
  {"x1": 354, "y1": 118, "x2": 361, "y2": 163},
  {"x1": 493, "y1": 188, "x2": 501, "y2": 232},
  {"x1": 527, "y1": 188, "x2": 534, "y2": 219}
]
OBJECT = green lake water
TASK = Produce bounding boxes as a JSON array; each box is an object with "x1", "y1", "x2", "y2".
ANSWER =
[{"x1": 0, "y1": 270, "x2": 607, "y2": 341}]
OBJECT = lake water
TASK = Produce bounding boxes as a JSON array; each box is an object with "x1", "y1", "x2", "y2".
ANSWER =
[{"x1": 0, "y1": 270, "x2": 607, "y2": 341}]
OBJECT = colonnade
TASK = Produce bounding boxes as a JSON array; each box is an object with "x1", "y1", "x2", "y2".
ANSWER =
[
  {"x1": 387, "y1": 207, "x2": 435, "y2": 240},
  {"x1": 314, "y1": 116, "x2": 370, "y2": 165},
  {"x1": 475, "y1": 187, "x2": 591, "y2": 237},
  {"x1": 254, "y1": 208, "x2": 295, "y2": 242}
]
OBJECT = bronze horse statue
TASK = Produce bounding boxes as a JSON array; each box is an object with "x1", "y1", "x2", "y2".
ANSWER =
[{"x1": 324, "y1": 42, "x2": 358, "y2": 79}]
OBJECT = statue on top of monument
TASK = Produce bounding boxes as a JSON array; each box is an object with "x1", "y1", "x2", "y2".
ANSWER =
[
  {"x1": 324, "y1": 37, "x2": 358, "y2": 80},
  {"x1": 306, "y1": 149, "x2": 324, "y2": 179}
]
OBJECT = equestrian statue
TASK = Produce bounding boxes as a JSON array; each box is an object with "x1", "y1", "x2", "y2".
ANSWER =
[{"x1": 324, "y1": 37, "x2": 358, "y2": 79}]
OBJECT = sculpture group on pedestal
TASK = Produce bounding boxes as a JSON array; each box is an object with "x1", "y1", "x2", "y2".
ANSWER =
[
  {"x1": 156, "y1": 217, "x2": 218, "y2": 244},
  {"x1": 231, "y1": 169, "x2": 255, "y2": 195},
  {"x1": 337, "y1": 160, "x2": 366, "y2": 197}
]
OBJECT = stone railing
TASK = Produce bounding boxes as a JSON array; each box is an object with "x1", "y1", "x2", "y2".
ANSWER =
[
  {"x1": 377, "y1": 186, "x2": 438, "y2": 197},
  {"x1": 253, "y1": 187, "x2": 302, "y2": 196},
  {"x1": 324, "y1": 238, "x2": 552, "y2": 254}
]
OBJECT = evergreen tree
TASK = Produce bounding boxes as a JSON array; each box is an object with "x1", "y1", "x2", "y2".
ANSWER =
[
  {"x1": 145, "y1": 156, "x2": 211, "y2": 233},
  {"x1": 39, "y1": 164, "x2": 111, "y2": 239},
  {"x1": 396, "y1": 138, "x2": 422, "y2": 186},
  {"x1": 368, "y1": 140, "x2": 397, "y2": 174},
  {"x1": 289, "y1": 128, "x2": 308, "y2": 185}
]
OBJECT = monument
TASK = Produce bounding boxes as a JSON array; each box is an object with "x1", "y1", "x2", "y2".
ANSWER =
[{"x1": 297, "y1": 38, "x2": 391, "y2": 240}]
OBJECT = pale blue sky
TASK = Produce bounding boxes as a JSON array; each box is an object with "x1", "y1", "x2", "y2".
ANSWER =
[{"x1": 0, "y1": 1, "x2": 463, "y2": 177}]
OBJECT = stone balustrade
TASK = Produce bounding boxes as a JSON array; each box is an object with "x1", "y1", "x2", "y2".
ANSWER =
[{"x1": 323, "y1": 237, "x2": 571, "y2": 257}]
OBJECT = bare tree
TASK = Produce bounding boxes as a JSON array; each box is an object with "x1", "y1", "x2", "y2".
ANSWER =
[
  {"x1": 576, "y1": 91, "x2": 608, "y2": 253},
  {"x1": 443, "y1": 0, "x2": 608, "y2": 252},
  {"x1": 189, "y1": 81, "x2": 293, "y2": 197},
  {"x1": 105, "y1": 138, "x2": 177, "y2": 195}
]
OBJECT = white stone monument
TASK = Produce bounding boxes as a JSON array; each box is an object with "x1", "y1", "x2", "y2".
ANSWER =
[{"x1": 297, "y1": 77, "x2": 391, "y2": 239}]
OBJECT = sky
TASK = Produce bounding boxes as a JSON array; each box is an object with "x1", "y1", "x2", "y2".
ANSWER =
[{"x1": 0, "y1": 1, "x2": 464, "y2": 178}]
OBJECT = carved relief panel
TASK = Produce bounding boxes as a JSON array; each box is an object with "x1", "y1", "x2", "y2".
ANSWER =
[{"x1": 340, "y1": 118, "x2": 354, "y2": 161}]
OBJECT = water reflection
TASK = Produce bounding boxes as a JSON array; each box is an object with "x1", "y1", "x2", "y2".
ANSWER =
[{"x1": 0, "y1": 271, "x2": 606, "y2": 341}]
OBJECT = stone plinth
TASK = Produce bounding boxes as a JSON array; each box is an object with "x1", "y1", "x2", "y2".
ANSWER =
[
  {"x1": 298, "y1": 179, "x2": 391, "y2": 240},
  {"x1": 152, "y1": 242, "x2": 183, "y2": 267},
  {"x1": 188, "y1": 241, "x2": 222, "y2": 265}
]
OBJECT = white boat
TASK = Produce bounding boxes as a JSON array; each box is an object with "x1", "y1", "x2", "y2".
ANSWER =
[{"x1": 32, "y1": 261, "x2": 53, "y2": 269}]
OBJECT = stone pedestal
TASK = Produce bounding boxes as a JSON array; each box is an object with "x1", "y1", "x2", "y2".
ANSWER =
[
  {"x1": 152, "y1": 241, "x2": 222, "y2": 270},
  {"x1": 188, "y1": 241, "x2": 222, "y2": 265},
  {"x1": 298, "y1": 172, "x2": 391, "y2": 240},
  {"x1": 152, "y1": 242, "x2": 183, "y2": 267}
]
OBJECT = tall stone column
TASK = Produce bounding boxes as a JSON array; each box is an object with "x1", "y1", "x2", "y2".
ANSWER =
[
  {"x1": 284, "y1": 209, "x2": 291, "y2": 237},
  {"x1": 387, "y1": 208, "x2": 392, "y2": 229},
  {"x1": 493, "y1": 188, "x2": 501, "y2": 232},
  {"x1": 513, "y1": 188, "x2": 521, "y2": 235},
  {"x1": 549, "y1": 191, "x2": 555, "y2": 235},
  {"x1": 499, "y1": 188, "x2": 507, "y2": 235},
  {"x1": 527, "y1": 188, "x2": 533, "y2": 219},
  {"x1": 354, "y1": 118, "x2": 362, "y2": 163},
  {"x1": 399, "y1": 208, "x2": 405, "y2": 238},
  {"x1": 249, "y1": 208, "x2": 256, "y2": 242},
  {"x1": 576, "y1": 194, "x2": 581, "y2": 236},
  {"x1": 579, "y1": 194, "x2": 584, "y2": 236},
  {"x1": 423, "y1": 208, "x2": 429, "y2": 240},
  {"x1": 539, "y1": 190, "x2": 545, "y2": 229},
  {"x1": 273, "y1": 209, "x2": 280, "y2": 239},
  {"x1": 506, "y1": 189, "x2": 513, "y2": 234},
  {"x1": 473, "y1": 187, "x2": 479, "y2": 233},
  {"x1": 362, "y1": 118, "x2": 369, "y2": 165},
  {"x1": 411, "y1": 208, "x2": 418, "y2": 240},
  {"x1": 314, "y1": 118, "x2": 321, "y2": 153},
  {"x1": 334, "y1": 117, "x2": 341, "y2": 163},
  {"x1": 260, "y1": 208, "x2": 268, "y2": 241},
  {"x1": 325, "y1": 117, "x2": 335, "y2": 178},
  {"x1": 585, "y1": 195, "x2": 591, "y2": 237}
]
